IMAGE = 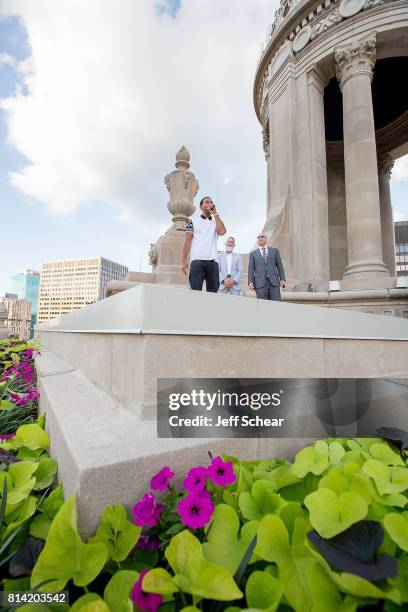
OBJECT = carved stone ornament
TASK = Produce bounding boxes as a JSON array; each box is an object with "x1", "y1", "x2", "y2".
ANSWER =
[
  {"x1": 164, "y1": 146, "x2": 198, "y2": 229},
  {"x1": 262, "y1": 126, "x2": 270, "y2": 160},
  {"x1": 378, "y1": 152, "x2": 395, "y2": 178},
  {"x1": 335, "y1": 36, "x2": 376, "y2": 89},
  {"x1": 339, "y1": 0, "x2": 366, "y2": 18},
  {"x1": 293, "y1": 26, "x2": 312, "y2": 53},
  {"x1": 148, "y1": 243, "x2": 158, "y2": 266}
]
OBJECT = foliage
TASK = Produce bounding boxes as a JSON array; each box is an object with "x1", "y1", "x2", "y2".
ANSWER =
[{"x1": 0, "y1": 339, "x2": 40, "y2": 434}]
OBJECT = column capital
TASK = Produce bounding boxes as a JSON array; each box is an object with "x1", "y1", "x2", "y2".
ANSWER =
[
  {"x1": 378, "y1": 152, "x2": 394, "y2": 178},
  {"x1": 335, "y1": 35, "x2": 376, "y2": 90}
]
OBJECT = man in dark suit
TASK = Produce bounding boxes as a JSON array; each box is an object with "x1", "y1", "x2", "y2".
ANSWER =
[{"x1": 248, "y1": 233, "x2": 286, "y2": 300}]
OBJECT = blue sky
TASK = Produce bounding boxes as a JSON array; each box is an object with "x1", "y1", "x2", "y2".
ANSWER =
[{"x1": 0, "y1": 1, "x2": 407, "y2": 296}]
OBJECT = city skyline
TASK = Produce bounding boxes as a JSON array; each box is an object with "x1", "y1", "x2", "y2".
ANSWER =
[{"x1": 1, "y1": 0, "x2": 408, "y2": 297}]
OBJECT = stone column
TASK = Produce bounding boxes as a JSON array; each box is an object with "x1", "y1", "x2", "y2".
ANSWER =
[
  {"x1": 306, "y1": 64, "x2": 330, "y2": 289},
  {"x1": 378, "y1": 152, "x2": 396, "y2": 277},
  {"x1": 335, "y1": 36, "x2": 389, "y2": 282}
]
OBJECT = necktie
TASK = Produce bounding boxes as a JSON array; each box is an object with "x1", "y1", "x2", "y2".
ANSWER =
[{"x1": 262, "y1": 247, "x2": 267, "y2": 263}]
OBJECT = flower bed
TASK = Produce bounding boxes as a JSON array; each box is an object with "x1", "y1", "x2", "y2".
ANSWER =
[
  {"x1": 0, "y1": 339, "x2": 40, "y2": 435},
  {"x1": 1, "y1": 339, "x2": 408, "y2": 611}
]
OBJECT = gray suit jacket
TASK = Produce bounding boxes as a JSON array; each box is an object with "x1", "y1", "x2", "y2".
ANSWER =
[
  {"x1": 248, "y1": 247, "x2": 285, "y2": 289},
  {"x1": 218, "y1": 252, "x2": 243, "y2": 291}
]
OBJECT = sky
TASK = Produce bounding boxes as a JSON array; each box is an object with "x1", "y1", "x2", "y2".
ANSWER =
[{"x1": 0, "y1": 0, "x2": 407, "y2": 296}]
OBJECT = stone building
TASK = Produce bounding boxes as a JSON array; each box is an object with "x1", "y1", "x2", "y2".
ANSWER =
[
  {"x1": 253, "y1": 0, "x2": 408, "y2": 296},
  {"x1": 2, "y1": 296, "x2": 31, "y2": 340},
  {"x1": 395, "y1": 220, "x2": 408, "y2": 276}
]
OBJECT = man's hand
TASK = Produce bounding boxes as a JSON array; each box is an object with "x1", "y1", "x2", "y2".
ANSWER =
[
  {"x1": 280, "y1": 280, "x2": 286, "y2": 289},
  {"x1": 249, "y1": 282, "x2": 255, "y2": 291},
  {"x1": 224, "y1": 278, "x2": 233, "y2": 287},
  {"x1": 182, "y1": 261, "x2": 189, "y2": 276}
]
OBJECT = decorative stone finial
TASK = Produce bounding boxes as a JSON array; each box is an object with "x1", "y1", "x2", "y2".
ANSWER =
[
  {"x1": 164, "y1": 146, "x2": 198, "y2": 230},
  {"x1": 175, "y1": 146, "x2": 190, "y2": 170}
]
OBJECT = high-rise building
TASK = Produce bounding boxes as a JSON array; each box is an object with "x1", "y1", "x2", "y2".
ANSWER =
[
  {"x1": 37, "y1": 257, "x2": 128, "y2": 323},
  {"x1": 395, "y1": 221, "x2": 408, "y2": 277},
  {"x1": 2, "y1": 296, "x2": 31, "y2": 340},
  {"x1": 10, "y1": 269, "x2": 40, "y2": 337}
]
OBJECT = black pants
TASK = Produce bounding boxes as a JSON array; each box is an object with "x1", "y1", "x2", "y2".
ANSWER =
[
  {"x1": 189, "y1": 260, "x2": 220, "y2": 293},
  {"x1": 255, "y1": 278, "x2": 281, "y2": 301}
]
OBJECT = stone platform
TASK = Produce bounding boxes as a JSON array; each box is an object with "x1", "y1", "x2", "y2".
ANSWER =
[{"x1": 36, "y1": 284, "x2": 408, "y2": 534}]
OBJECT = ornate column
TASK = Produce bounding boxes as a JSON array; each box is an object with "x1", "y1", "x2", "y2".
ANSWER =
[
  {"x1": 378, "y1": 152, "x2": 396, "y2": 277},
  {"x1": 335, "y1": 36, "x2": 389, "y2": 281}
]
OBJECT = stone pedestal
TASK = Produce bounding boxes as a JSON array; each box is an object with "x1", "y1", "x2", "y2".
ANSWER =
[{"x1": 335, "y1": 36, "x2": 389, "y2": 281}]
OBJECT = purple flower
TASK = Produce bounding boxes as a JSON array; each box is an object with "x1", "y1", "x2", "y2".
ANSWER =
[
  {"x1": 131, "y1": 570, "x2": 163, "y2": 612},
  {"x1": 183, "y1": 466, "x2": 207, "y2": 492},
  {"x1": 150, "y1": 466, "x2": 174, "y2": 491},
  {"x1": 137, "y1": 534, "x2": 160, "y2": 552},
  {"x1": 177, "y1": 492, "x2": 214, "y2": 529},
  {"x1": 207, "y1": 456, "x2": 236, "y2": 487},
  {"x1": 0, "y1": 433, "x2": 15, "y2": 440},
  {"x1": 133, "y1": 494, "x2": 164, "y2": 527}
]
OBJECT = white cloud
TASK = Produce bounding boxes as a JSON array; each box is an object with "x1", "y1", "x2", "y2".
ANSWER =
[
  {"x1": 393, "y1": 155, "x2": 408, "y2": 182},
  {"x1": 0, "y1": 52, "x2": 16, "y2": 67},
  {"x1": 0, "y1": 0, "x2": 276, "y2": 252}
]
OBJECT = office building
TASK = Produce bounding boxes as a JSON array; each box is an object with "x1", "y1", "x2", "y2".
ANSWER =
[
  {"x1": 395, "y1": 221, "x2": 408, "y2": 277},
  {"x1": 2, "y1": 296, "x2": 31, "y2": 340},
  {"x1": 38, "y1": 257, "x2": 128, "y2": 323}
]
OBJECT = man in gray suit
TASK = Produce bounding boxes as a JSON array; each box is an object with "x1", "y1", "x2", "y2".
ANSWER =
[
  {"x1": 248, "y1": 233, "x2": 286, "y2": 300},
  {"x1": 218, "y1": 237, "x2": 243, "y2": 295}
]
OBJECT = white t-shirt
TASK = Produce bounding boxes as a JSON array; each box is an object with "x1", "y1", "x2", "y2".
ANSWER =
[{"x1": 186, "y1": 214, "x2": 218, "y2": 261}]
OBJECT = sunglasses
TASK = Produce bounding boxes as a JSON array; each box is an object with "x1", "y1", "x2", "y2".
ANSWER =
[{"x1": 257, "y1": 235, "x2": 267, "y2": 239}]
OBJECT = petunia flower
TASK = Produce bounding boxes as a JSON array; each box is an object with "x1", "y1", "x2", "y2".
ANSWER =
[
  {"x1": 133, "y1": 494, "x2": 164, "y2": 527},
  {"x1": 183, "y1": 466, "x2": 207, "y2": 492},
  {"x1": 137, "y1": 534, "x2": 160, "y2": 552},
  {"x1": 207, "y1": 456, "x2": 236, "y2": 487},
  {"x1": 150, "y1": 466, "x2": 174, "y2": 491},
  {"x1": 131, "y1": 570, "x2": 163, "y2": 612},
  {"x1": 0, "y1": 433, "x2": 15, "y2": 440},
  {"x1": 177, "y1": 491, "x2": 214, "y2": 529}
]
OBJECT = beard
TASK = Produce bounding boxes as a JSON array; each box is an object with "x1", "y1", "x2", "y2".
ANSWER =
[{"x1": 226, "y1": 247, "x2": 233, "y2": 253}]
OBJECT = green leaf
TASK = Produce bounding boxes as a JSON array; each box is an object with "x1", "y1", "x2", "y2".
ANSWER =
[
  {"x1": 384, "y1": 513, "x2": 408, "y2": 552},
  {"x1": 30, "y1": 513, "x2": 52, "y2": 540},
  {"x1": 0, "y1": 460, "x2": 38, "y2": 506},
  {"x1": 31, "y1": 493, "x2": 109, "y2": 591},
  {"x1": 9, "y1": 424, "x2": 49, "y2": 451},
  {"x1": 391, "y1": 554, "x2": 408, "y2": 602},
  {"x1": 1, "y1": 495, "x2": 37, "y2": 542},
  {"x1": 143, "y1": 567, "x2": 179, "y2": 595},
  {"x1": 256, "y1": 516, "x2": 317, "y2": 611},
  {"x1": 34, "y1": 457, "x2": 58, "y2": 490},
  {"x1": 245, "y1": 570, "x2": 282, "y2": 611},
  {"x1": 255, "y1": 514, "x2": 290, "y2": 565},
  {"x1": 0, "y1": 399, "x2": 16, "y2": 410},
  {"x1": 70, "y1": 594, "x2": 109, "y2": 612},
  {"x1": 203, "y1": 504, "x2": 258, "y2": 574},
  {"x1": 41, "y1": 483, "x2": 64, "y2": 518},
  {"x1": 291, "y1": 441, "x2": 329, "y2": 478},
  {"x1": 104, "y1": 570, "x2": 139, "y2": 612},
  {"x1": 165, "y1": 529, "x2": 243, "y2": 601},
  {"x1": 88, "y1": 504, "x2": 141, "y2": 562},
  {"x1": 333, "y1": 572, "x2": 401, "y2": 604},
  {"x1": 304, "y1": 488, "x2": 368, "y2": 538},
  {"x1": 369, "y1": 442, "x2": 405, "y2": 466},
  {"x1": 329, "y1": 442, "x2": 346, "y2": 466},
  {"x1": 362, "y1": 460, "x2": 408, "y2": 496},
  {"x1": 238, "y1": 480, "x2": 287, "y2": 521}
]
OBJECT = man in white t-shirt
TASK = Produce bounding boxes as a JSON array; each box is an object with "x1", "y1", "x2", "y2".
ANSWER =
[{"x1": 182, "y1": 196, "x2": 226, "y2": 292}]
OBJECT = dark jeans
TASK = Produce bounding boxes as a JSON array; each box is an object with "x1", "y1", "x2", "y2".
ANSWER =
[
  {"x1": 255, "y1": 278, "x2": 281, "y2": 301},
  {"x1": 189, "y1": 260, "x2": 220, "y2": 292}
]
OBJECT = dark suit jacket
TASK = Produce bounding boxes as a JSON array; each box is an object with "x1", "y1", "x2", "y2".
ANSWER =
[{"x1": 248, "y1": 247, "x2": 286, "y2": 289}]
